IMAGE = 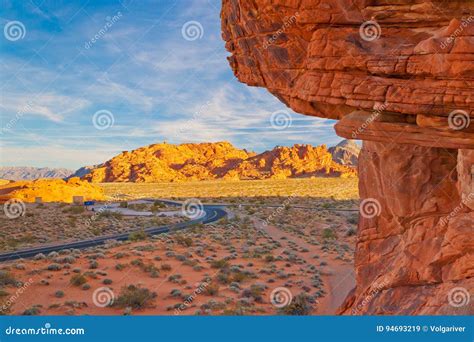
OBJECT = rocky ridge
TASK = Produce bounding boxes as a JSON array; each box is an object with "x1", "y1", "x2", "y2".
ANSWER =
[
  {"x1": 0, "y1": 167, "x2": 74, "y2": 180},
  {"x1": 78, "y1": 141, "x2": 356, "y2": 182}
]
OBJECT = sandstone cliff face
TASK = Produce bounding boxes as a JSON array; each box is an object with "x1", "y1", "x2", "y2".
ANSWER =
[
  {"x1": 221, "y1": 0, "x2": 473, "y2": 315},
  {"x1": 81, "y1": 142, "x2": 356, "y2": 182}
]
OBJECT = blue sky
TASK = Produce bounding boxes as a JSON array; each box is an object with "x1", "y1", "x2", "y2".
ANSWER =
[{"x1": 0, "y1": 0, "x2": 341, "y2": 169}]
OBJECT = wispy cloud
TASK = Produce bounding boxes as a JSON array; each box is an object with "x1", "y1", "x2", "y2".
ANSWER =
[{"x1": 0, "y1": 0, "x2": 342, "y2": 169}]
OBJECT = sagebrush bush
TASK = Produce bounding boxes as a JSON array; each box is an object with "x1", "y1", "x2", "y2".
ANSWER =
[
  {"x1": 114, "y1": 285, "x2": 156, "y2": 309},
  {"x1": 70, "y1": 274, "x2": 87, "y2": 286}
]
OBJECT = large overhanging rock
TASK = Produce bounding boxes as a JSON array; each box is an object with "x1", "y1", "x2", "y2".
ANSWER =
[
  {"x1": 221, "y1": 0, "x2": 474, "y2": 147},
  {"x1": 221, "y1": 0, "x2": 473, "y2": 315}
]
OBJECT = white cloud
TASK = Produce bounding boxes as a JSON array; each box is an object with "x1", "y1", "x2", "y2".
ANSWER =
[{"x1": 0, "y1": 92, "x2": 90, "y2": 122}]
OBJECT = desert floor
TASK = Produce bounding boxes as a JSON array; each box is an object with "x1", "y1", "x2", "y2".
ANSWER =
[{"x1": 0, "y1": 178, "x2": 359, "y2": 315}]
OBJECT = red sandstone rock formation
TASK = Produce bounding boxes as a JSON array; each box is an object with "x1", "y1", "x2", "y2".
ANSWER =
[
  {"x1": 80, "y1": 142, "x2": 355, "y2": 182},
  {"x1": 0, "y1": 178, "x2": 105, "y2": 203},
  {"x1": 221, "y1": 0, "x2": 473, "y2": 314}
]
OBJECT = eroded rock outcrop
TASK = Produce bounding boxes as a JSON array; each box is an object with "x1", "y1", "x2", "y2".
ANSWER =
[
  {"x1": 0, "y1": 178, "x2": 105, "y2": 203},
  {"x1": 221, "y1": 0, "x2": 473, "y2": 314},
  {"x1": 79, "y1": 142, "x2": 356, "y2": 182}
]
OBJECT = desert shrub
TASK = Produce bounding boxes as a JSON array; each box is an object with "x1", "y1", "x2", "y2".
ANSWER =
[
  {"x1": 34, "y1": 253, "x2": 46, "y2": 260},
  {"x1": 115, "y1": 264, "x2": 126, "y2": 271},
  {"x1": 241, "y1": 284, "x2": 266, "y2": 303},
  {"x1": 346, "y1": 227, "x2": 357, "y2": 237},
  {"x1": 265, "y1": 255, "x2": 275, "y2": 262},
  {"x1": 223, "y1": 306, "x2": 245, "y2": 315},
  {"x1": 23, "y1": 306, "x2": 41, "y2": 315},
  {"x1": 129, "y1": 230, "x2": 147, "y2": 241},
  {"x1": 62, "y1": 206, "x2": 85, "y2": 214},
  {"x1": 119, "y1": 202, "x2": 128, "y2": 208},
  {"x1": 322, "y1": 228, "x2": 336, "y2": 240},
  {"x1": 47, "y1": 263, "x2": 62, "y2": 271},
  {"x1": 170, "y1": 289, "x2": 182, "y2": 298},
  {"x1": 347, "y1": 215, "x2": 358, "y2": 224},
  {"x1": 216, "y1": 271, "x2": 230, "y2": 284},
  {"x1": 175, "y1": 235, "x2": 193, "y2": 247},
  {"x1": 103, "y1": 279, "x2": 113, "y2": 285},
  {"x1": 279, "y1": 293, "x2": 312, "y2": 315},
  {"x1": 161, "y1": 264, "x2": 172, "y2": 271},
  {"x1": 0, "y1": 271, "x2": 17, "y2": 286},
  {"x1": 55, "y1": 290, "x2": 65, "y2": 298},
  {"x1": 168, "y1": 274, "x2": 182, "y2": 283},
  {"x1": 203, "y1": 283, "x2": 219, "y2": 296},
  {"x1": 98, "y1": 210, "x2": 123, "y2": 220},
  {"x1": 210, "y1": 259, "x2": 229, "y2": 269},
  {"x1": 70, "y1": 274, "x2": 87, "y2": 286},
  {"x1": 140, "y1": 263, "x2": 160, "y2": 278},
  {"x1": 131, "y1": 259, "x2": 144, "y2": 267},
  {"x1": 114, "y1": 285, "x2": 156, "y2": 309}
]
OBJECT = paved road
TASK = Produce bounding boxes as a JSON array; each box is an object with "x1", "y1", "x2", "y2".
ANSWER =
[{"x1": 0, "y1": 200, "x2": 227, "y2": 263}]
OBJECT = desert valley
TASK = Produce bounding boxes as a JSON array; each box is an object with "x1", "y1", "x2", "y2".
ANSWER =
[
  {"x1": 1, "y1": 0, "x2": 472, "y2": 328},
  {"x1": 0, "y1": 141, "x2": 362, "y2": 316}
]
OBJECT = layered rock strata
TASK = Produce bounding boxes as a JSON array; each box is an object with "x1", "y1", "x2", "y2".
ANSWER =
[{"x1": 221, "y1": 0, "x2": 473, "y2": 314}]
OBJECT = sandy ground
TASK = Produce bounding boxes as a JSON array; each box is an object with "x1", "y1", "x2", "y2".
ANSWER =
[{"x1": 0, "y1": 195, "x2": 357, "y2": 316}]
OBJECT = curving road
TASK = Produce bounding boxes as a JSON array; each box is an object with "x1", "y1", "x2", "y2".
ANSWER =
[{"x1": 0, "y1": 200, "x2": 227, "y2": 263}]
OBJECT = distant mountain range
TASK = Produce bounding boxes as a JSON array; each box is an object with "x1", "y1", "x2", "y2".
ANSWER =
[
  {"x1": 74, "y1": 140, "x2": 360, "y2": 182},
  {"x1": 0, "y1": 167, "x2": 74, "y2": 181},
  {"x1": 328, "y1": 140, "x2": 360, "y2": 167}
]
